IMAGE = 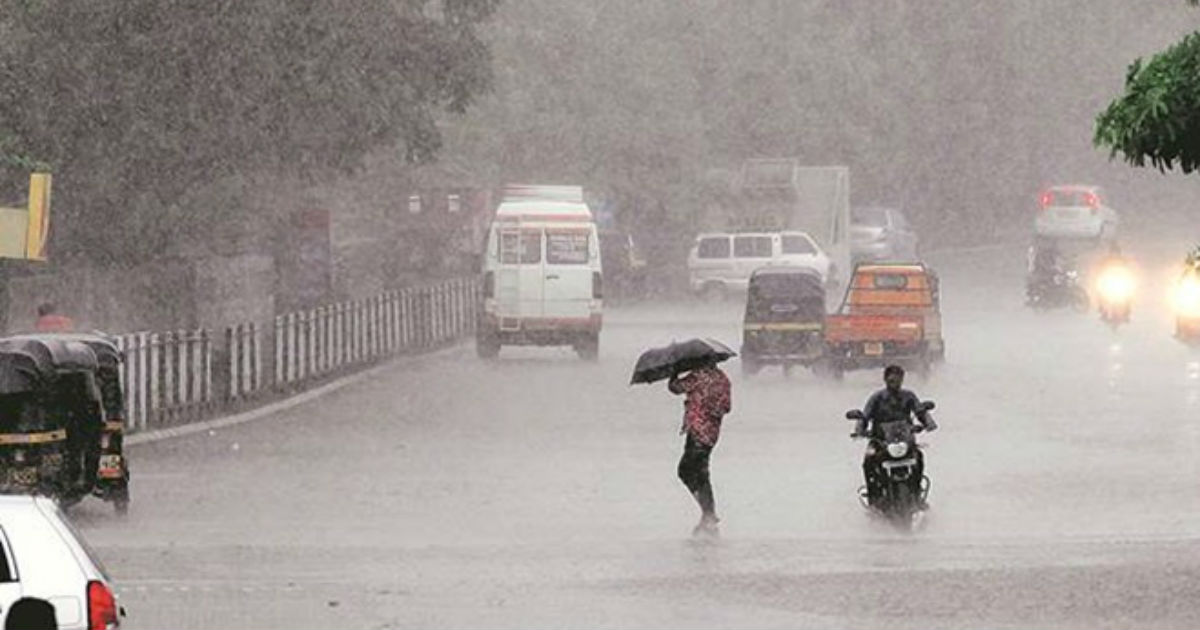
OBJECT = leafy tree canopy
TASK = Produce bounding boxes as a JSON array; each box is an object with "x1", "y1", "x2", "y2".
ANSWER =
[
  {"x1": 1094, "y1": 2, "x2": 1200, "y2": 172},
  {"x1": 0, "y1": 0, "x2": 498, "y2": 263}
]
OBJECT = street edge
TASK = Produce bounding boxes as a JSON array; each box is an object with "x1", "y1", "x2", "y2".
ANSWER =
[{"x1": 126, "y1": 343, "x2": 464, "y2": 446}]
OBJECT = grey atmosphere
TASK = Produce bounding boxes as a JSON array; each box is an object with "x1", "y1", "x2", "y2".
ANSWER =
[{"x1": 7, "y1": 1, "x2": 1200, "y2": 629}]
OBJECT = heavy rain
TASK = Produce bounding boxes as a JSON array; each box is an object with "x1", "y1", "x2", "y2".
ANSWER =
[{"x1": 3, "y1": 1, "x2": 1200, "y2": 628}]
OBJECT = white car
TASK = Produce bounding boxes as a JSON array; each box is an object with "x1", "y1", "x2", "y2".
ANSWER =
[
  {"x1": 0, "y1": 495, "x2": 121, "y2": 630},
  {"x1": 1034, "y1": 184, "x2": 1118, "y2": 241},
  {"x1": 687, "y1": 231, "x2": 832, "y2": 299}
]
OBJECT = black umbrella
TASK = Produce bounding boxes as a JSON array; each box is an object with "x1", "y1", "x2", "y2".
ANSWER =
[{"x1": 630, "y1": 337, "x2": 737, "y2": 385}]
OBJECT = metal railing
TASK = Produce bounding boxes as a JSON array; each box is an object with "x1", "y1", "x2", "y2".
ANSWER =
[{"x1": 112, "y1": 277, "x2": 479, "y2": 432}]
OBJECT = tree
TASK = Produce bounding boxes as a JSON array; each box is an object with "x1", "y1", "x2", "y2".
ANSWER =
[
  {"x1": 0, "y1": 0, "x2": 499, "y2": 263},
  {"x1": 1094, "y1": 2, "x2": 1200, "y2": 172}
]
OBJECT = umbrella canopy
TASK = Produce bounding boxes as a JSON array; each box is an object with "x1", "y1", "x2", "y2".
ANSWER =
[{"x1": 630, "y1": 337, "x2": 736, "y2": 385}]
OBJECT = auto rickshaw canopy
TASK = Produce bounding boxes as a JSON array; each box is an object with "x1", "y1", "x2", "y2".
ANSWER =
[{"x1": 0, "y1": 336, "x2": 99, "y2": 394}]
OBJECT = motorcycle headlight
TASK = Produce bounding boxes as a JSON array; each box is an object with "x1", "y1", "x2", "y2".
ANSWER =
[
  {"x1": 1097, "y1": 266, "x2": 1135, "y2": 302},
  {"x1": 1175, "y1": 275, "x2": 1200, "y2": 317},
  {"x1": 886, "y1": 442, "x2": 909, "y2": 458}
]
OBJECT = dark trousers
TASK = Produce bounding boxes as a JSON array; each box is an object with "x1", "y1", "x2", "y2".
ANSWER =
[{"x1": 678, "y1": 433, "x2": 715, "y2": 517}]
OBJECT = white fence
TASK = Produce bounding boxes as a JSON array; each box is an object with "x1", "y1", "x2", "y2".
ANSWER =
[{"x1": 112, "y1": 277, "x2": 479, "y2": 432}]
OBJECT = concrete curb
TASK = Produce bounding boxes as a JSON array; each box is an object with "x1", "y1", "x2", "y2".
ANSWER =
[{"x1": 126, "y1": 343, "x2": 463, "y2": 446}]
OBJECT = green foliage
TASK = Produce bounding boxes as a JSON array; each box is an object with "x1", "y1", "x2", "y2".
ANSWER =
[
  {"x1": 1095, "y1": 28, "x2": 1200, "y2": 173},
  {"x1": 0, "y1": 0, "x2": 498, "y2": 263}
]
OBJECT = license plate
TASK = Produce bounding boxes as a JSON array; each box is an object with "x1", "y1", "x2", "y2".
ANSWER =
[
  {"x1": 98, "y1": 454, "x2": 123, "y2": 478},
  {"x1": 863, "y1": 342, "x2": 883, "y2": 356}
]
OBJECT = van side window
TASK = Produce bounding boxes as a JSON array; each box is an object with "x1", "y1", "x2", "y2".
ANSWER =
[
  {"x1": 734, "y1": 235, "x2": 772, "y2": 258},
  {"x1": 500, "y1": 231, "x2": 542, "y2": 264},
  {"x1": 781, "y1": 235, "x2": 816, "y2": 255},
  {"x1": 697, "y1": 237, "x2": 730, "y2": 259},
  {"x1": 546, "y1": 231, "x2": 589, "y2": 265}
]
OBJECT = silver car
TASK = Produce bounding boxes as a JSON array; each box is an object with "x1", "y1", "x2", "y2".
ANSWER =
[
  {"x1": 850, "y1": 206, "x2": 920, "y2": 263},
  {"x1": 1034, "y1": 184, "x2": 1118, "y2": 241},
  {"x1": 0, "y1": 495, "x2": 122, "y2": 630}
]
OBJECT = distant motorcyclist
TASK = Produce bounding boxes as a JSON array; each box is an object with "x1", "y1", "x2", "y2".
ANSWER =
[
  {"x1": 1026, "y1": 240, "x2": 1066, "y2": 303},
  {"x1": 1094, "y1": 241, "x2": 1134, "y2": 323},
  {"x1": 852, "y1": 364, "x2": 937, "y2": 506}
]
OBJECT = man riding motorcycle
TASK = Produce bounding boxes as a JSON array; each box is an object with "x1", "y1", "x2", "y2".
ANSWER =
[
  {"x1": 852, "y1": 364, "x2": 937, "y2": 507},
  {"x1": 1094, "y1": 241, "x2": 1135, "y2": 325},
  {"x1": 1174, "y1": 246, "x2": 1200, "y2": 340},
  {"x1": 1026, "y1": 240, "x2": 1067, "y2": 304}
]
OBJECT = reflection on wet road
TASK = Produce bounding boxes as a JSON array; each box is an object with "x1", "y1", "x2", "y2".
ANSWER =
[{"x1": 72, "y1": 242, "x2": 1200, "y2": 629}]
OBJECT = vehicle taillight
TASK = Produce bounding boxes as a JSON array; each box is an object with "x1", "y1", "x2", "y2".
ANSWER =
[
  {"x1": 592, "y1": 272, "x2": 603, "y2": 299},
  {"x1": 482, "y1": 271, "x2": 494, "y2": 299},
  {"x1": 1039, "y1": 191, "x2": 1053, "y2": 208},
  {"x1": 88, "y1": 580, "x2": 119, "y2": 630}
]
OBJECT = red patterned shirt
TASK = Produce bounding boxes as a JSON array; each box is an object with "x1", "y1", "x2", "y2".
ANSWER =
[{"x1": 669, "y1": 366, "x2": 731, "y2": 446}]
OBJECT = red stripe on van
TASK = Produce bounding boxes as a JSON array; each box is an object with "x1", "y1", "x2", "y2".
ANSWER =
[{"x1": 495, "y1": 214, "x2": 592, "y2": 223}]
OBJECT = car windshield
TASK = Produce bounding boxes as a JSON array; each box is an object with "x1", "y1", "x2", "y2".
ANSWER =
[{"x1": 852, "y1": 207, "x2": 888, "y2": 226}]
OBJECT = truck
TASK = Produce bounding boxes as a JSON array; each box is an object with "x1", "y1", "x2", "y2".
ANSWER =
[
  {"x1": 822, "y1": 262, "x2": 944, "y2": 379},
  {"x1": 728, "y1": 159, "x2": 851, "y2": 297}
]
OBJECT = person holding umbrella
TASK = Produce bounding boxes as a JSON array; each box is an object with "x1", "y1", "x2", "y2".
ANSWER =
[
  {"x1": 631, "y1": 337, "x2": 735, "y2": 537},
  {"x1": 669, "y1": 360, "x2": 731, "y2": 537}
]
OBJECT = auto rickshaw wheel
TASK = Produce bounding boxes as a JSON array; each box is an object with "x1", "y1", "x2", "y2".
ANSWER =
[
  {"x1": 700, "y1": 283, "x2": 726, "y2": 303},
  {"x1": 574, "y1": 333, "x2": 599, "y2": 361},
  {"x1": 112, "y1": 474, "x2": 130, "y2": 516},
  {"x1": 476, "y1": 332, "x2": 501, "y2": 359}
]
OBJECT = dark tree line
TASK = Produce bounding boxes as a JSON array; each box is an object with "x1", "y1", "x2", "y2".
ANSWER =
[{"x1": 0, "y1": 0, "x2": 498, "y2": 264}]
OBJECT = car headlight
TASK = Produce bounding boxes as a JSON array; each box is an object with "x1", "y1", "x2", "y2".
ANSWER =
[{"x1": 886, "y1": 442, "x2": 909, "y2": 458}]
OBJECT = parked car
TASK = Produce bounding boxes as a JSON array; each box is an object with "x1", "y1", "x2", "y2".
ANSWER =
[
  {"x1": 1034, "y1": 184, "x2": 1118, "y2": 242},
  {"x1": 850, "y1": 206, "x2": 920, "y2": 263},
  {"x1": 687, "y1": 231, "x2": 832, "y2": 300},
  {"x1": 0, "y1": 495, "x2": 121, "y2": 630}
]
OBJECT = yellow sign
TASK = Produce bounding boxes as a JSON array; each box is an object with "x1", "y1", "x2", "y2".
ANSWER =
[
  {"x1": 26, "y1": 172, "x2": 50, "y2": 260},
  {"x1": 0, "y1": 172, "x2": 51, "y2": 260}
]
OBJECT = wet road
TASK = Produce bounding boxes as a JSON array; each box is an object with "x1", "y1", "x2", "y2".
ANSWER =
[{"x1": 73, "y1": 241, "x2": 1200, "y2": 628}]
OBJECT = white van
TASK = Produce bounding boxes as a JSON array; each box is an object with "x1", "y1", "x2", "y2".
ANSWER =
[
  {"x1": 477, "y1": 186, "x2": 603, "y2": 360},
  {"x1": 687, "y1": 230, "x2": 833, "y2": 300}
]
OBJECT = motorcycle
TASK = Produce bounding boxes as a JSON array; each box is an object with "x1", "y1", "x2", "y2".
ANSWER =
[
  {"x1": 1027, "y1": 269, "x2": 1089, "y2": 312},
  {"x1": 846, "y1": 401, "x2": 935, "y2": 531},
  {"x1": 1094, "y1": 262, "x2": 1134, "y2": 329}
]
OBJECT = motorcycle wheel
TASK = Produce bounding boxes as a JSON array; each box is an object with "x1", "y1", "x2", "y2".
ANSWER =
[{"x1": 891, "y1": 484, "x2": 916, "y2": 531}]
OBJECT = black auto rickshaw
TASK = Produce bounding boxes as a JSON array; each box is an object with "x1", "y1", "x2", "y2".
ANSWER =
[
  {"x1": 6, "y1": 333, "x2": 130, "y2": 513},
  {"x1": 740, "y1": 266, "x2": 828, "y2": 376},
  {"x1": 0, "y1": 336, "x2": 104, "y2": 507}
]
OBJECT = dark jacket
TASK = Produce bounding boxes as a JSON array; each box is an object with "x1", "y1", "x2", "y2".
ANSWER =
[{"x1": 856, "y1": 387, "x2": 935, "y2": 438}]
